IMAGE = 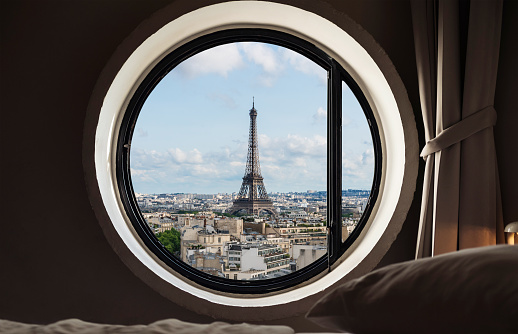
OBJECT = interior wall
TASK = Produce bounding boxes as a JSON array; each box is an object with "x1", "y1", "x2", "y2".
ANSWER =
[
  {"x1": 495, "y1": 0, "x2": 518, "y2": 227},
  {"x1": 0, "y1": 0, "x2": 216, "y2": 326},
  {"x1": 1, "y1": 0, "x2": 514, "y2": 331}
]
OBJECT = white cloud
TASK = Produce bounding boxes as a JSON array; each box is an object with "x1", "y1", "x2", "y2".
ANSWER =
[
  {"x1": 239, "y1": 42, "x2": 284, "y2": 87},
  {"x1": 167, "y1": 148, "x2": 203, "y2": 164},
  {"x1": 130, "y1": 145, "x2": 374, "y2": 193},
  {"x1": 240, "y1": 42, "x2": 282, "y2": 74},
  {"x1": 130, "y1": 133, "x2": 330, "y2": 193},
  {"x1": 130, "y1": 146, "x2": 245, "y2": 193},
  {"x1": 176, "y1": 43, "x2": 244, "y2": 78},
  {"x1": 361, "y1": 148, "x2": 374, "y2": 166},
  {"x1": 313, "y1": 107, "x2": 327, "y2": 123},
  {"x1": 342, "y1": 148, "x2": 375, "y2": 188},
  {"x1": 189, "y1": 164, "x2": 217, "y2": 176},
  {"x1": 284, "y1": 134, "x2": 327, "y2": 157},
  {"x1": 174, "y1": 42, "x2": 327, "y2": 87},
  {"x1": 130, "y1": 168, "x2": 158, "y2": 183},
  {"x1": 282, "y1": 48, "x2": 327, "y2": 84},
  {"x1": 130, "y1": 150, "x2": 170, "y2": 169},
  {"x1": 130, "y1": 148, "x2": 204, "y2": 171},
  {"x1": 259, "y1": 134, "x2": 326, "y2": 167}
]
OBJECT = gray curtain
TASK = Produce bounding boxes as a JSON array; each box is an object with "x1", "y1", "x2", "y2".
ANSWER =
[{"x1": 411, "y1": 0, "x2": 505, "y2": 258}]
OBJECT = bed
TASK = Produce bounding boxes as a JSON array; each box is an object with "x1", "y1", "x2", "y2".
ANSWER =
[{"x1": 2, "y1": 245, "x2": 517, "y2": 334}]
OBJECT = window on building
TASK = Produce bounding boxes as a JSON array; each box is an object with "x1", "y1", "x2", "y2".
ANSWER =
[{"x1": 117, "y1": 28, "x2": 380, "y2": 293}]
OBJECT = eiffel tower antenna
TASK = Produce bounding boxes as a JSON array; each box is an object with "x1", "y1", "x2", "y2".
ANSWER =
[{"x1": 229, "y1": 99, "x2": 276, "y2": 216}]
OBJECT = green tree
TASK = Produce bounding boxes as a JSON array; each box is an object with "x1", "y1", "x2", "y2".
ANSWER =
[
  {"x1": 177, "y1": 210, "x2": 199, "y2": 215},
  {"x1": 157, "y1": 229, "x2": 181, "y2": 255}
]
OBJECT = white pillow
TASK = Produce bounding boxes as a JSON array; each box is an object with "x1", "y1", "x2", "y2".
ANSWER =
[{"x1": 306, "y1": 245, "x2": 518, "y2": 334}]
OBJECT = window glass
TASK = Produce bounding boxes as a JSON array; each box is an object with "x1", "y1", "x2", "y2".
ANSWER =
[
  {"x1": 117, "y1": 29, "x2": 382, "y2": 291},
  {"x1": 130, "y1": 42, "x2": 329, "y2": 280},
  {"x1": 341, "y1": 82, "x2": 375, "y2": 242}
]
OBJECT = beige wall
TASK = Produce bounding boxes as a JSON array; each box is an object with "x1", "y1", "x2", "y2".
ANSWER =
[
  {"x1": 243, "y1": 221, "x2": 265, "y2": 234},
  {"x1": 215, "y1": 218, "x2": 243, "y2": 237}
]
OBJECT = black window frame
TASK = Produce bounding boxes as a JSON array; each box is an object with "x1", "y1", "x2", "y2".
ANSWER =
[{"x1": 116, "y1": 28, "x2": 381, "y2": 294}]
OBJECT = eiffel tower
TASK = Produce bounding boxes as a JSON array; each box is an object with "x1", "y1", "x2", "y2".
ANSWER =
[{"x1": 229, "y1": 100, "x2": 276, "y2": 216}]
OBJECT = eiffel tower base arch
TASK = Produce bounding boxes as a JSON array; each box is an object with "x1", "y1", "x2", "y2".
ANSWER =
[{"x1": 229, "y1": 199, "x2": 276, "y2": 217}]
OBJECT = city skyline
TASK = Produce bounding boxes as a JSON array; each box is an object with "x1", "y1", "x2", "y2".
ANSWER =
[
  {"x1": 135, "y1": 189, "x2": 369, "y2": 196},
  {"x1": 130, "y1": 42, "x2": 374, "y2": 194}
]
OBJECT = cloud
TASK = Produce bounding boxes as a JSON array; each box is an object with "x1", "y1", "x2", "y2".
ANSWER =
[
  {"x1": 130, "y1": 148, "x2": 204, "y2": 171},
  {"x1": 239, "y1": 42, "x2": 283, "y2": 86},
  {"x1": 168, "y1": 148, "x2": 203, "y2": 164},
  {"x1": 342, "y1": 148, "x2": 375, "y2": 188},
  {"x1": 130, "y1": 133, "x2": 331, "y2": 193},
  {"x1": 130, "y1": 168, "x2": 159, "y2": 183},
  {"x1": 130, "y1": 150, "x2": 170, "y2": 170},
  {"x1": 130, "y1": 145, "x2": 374, "y2": 193},
  {"x1": 253, "y1": 134, "x2": 327, "y2": 190},
  {"x1": 130, "y1": 146, "x2": 246, "y2": 193},
  {"x1": 176, "y1": 43, "x2": 244, "y2": 78},
  {"x1": 174, "y1": 42, "x2": 327, "y2": 88},
  {"x1": 240, "y1": 42, "x2": 283, "y2": 74},
  {"x1": 361, "y1": 148, "x2": 374, "y2": 166},
  {"x1": 313, "y1": 107, "x2": 327, "y2": 123},
  {"x1": 259, "y1": 134, "x2": 326, "y2": 168},
  {"x1": 284, "y1": 134, "x2": 326, "y2": 157},
  {"x1": 282, "y1": 48, "x2": 327, "y2": 84}
]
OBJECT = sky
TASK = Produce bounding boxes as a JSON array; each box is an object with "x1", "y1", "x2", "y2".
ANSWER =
[{"x1": 130, "y1": 42, "x2": 374, "y2": 194}]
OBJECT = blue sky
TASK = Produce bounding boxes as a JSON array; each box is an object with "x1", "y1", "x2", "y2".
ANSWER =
[{"x1": 130, "y1": 42, "x2": 374, "y2": 194}]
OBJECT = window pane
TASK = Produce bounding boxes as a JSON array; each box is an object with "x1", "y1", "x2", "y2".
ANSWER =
[
  {"x1": 341, "y1": 82, "x2": 375, "y2": 242},
  {"x1": 130, "y1": 42, "x2": 327, "y2": 280}
]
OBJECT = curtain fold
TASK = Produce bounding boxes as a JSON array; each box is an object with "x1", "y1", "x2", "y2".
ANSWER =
[
  {"x1": 412, "y1": 0, "x2": 436, "y2": 258},
  {"x1": 412, "y1": 0, "x2": 505, "y2": 258},
  {"x1": 458, "y1": 0, "x2": 505, "y2": 248}
]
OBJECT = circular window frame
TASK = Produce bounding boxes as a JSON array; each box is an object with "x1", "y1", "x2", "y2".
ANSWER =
[
  {"x1": 117, "y1": 28, "x2": 382, "y2": 294},
  {"x1": 84, "y1": 1, "x2": 418, "y2": 318}
]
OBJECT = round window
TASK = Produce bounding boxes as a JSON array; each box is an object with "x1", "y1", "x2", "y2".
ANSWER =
[
  {"x1": 116, "y1": 29, "x2": 381, "y2": 293},
  {"x1": 88, "y1": 1, "x2": 417, "y2": 314}
]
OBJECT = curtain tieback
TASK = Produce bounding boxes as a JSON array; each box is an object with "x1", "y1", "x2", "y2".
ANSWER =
[{"x1": 420, "y1": 105, "x2": 497, "y2": 159}]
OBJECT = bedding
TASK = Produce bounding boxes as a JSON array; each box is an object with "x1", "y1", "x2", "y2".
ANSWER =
[
  {"x1": 306, "y1": 245, "x2": 518, "y2": 334},
  {"x1": 0, "y1": 318, "x2": 297, "y2": 334},
  {"x1": 3, "y1": 246, "x2": 516, "y2": 334}
]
